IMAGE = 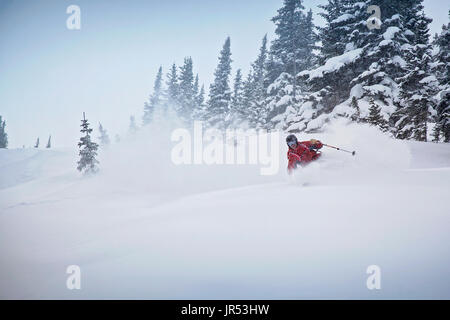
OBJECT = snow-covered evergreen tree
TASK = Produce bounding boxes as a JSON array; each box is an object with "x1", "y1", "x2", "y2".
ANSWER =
[
  {"x1": 266, "y1": 0, "x2": 316, "y2": 130},
  {"x1": 433, "y1": 92, "x2": 450, "y2": 142},
  {"x1": 367, "y1": 98, "x2": 389, "y2": 132},
  {"x1": 98, "y1": 123, "x2": 110, "y2": 146},
  {"x1": 143, "y1": 66, "x2": 164, "y2": 125},
  {"x1": 393, "y1": 8, "x2": 438, "y2": 141},
  {"x1": 0, "y1": 116, "x2": 8, "y2": 148},
  {"x1": 241, "y1": 70, "x2": 257, "y2": 128},
  {"x1": 250, "y1": 35, "x2": 270, "y2": 129},
  {"x1": 299, "y1": 0, "x2": 369, "y2": 123},
  {"x1": 236, "y1": 36, "x2": 270, "y2": 129},
  {"x1": 166, "y1": 63, "x2": 180, "y2": 117},
  {"x1": 297, "y1": 0, "x2": 437, "y2": 135},
  {"x1": 253, "y1": 35, "x2": 268, "y2": 99},
  {"x1": 433, "y1": 12, "x2": 450, "y2": 88},
  {"x1": 34, "y1": 137, "x2": 40, "y2": 148},
  {"x1": 317, "y1": 0, "x2": 347, "y2": 65},
  {"x1": 46, "y1": 135, "x2": 51, "y2": 148},
  {"x1": 192, "y1": 84, "x2": 206, "y2": 121},
  {"x1": 264, "y1": 52, "x2": 281, "y2": 91},
  {"x1": 432, "y1": 12, "x2": 450, "y2": 142},
  {"x1": 266, "y1": 72, "x2": 296, "y2": 131},
  {"x1": 356, "y1": 0, "x2": 419, "y2": 107},
  {"x1": 350, "y1": 96, "x2": 361, "y2": 123},
  {"x1": 302, "y1": 9, "x2": 317, "y2": 69},
  {"x1": 205, "y1": 37, "x2": 232, "y2": 128},
  {"x1": 178, "y1": 57, "x2": 195, "y2": 122},
  {"x1": 270, "y1": 0, "x2": 315, "y2": 85},
  {"x1": 77, "y1": 113, "x2": 99, "y2": 174}
]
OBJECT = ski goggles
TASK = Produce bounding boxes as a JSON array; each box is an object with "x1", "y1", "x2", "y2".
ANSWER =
[{"x1": 287, "y1": 140, "x2": 297, "y2": 147}]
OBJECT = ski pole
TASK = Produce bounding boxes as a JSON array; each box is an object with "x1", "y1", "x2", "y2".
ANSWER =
[{"x1": 323, "y1": 143, "x2": 356, "y2": 156}]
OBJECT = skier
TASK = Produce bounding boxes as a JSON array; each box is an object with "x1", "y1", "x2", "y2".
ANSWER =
[{"x1": 286, "y1": 134, "x2": 323, "y2": 174}]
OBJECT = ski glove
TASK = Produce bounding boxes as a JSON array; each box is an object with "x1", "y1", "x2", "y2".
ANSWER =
[{"x1": 309, "y1": 139, "x2": 323, "y2": 150}]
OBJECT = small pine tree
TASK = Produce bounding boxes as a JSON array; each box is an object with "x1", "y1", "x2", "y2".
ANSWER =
[
  {"x1": 350, "y1": 97, "x2": 361, "y2": 123},
  {"x1": 367, "y1": 98, "x2": 388, "y2": 132},
  {"x1": 34, "y1": 137, "x2": 40, "y2": 148},
  {"x1": 0, "y1": 116, "x2": 8, "y2": 148},
  {"x1": 46, "y1": 135, "x2": 51, "y2": 148},
  {"x1": 129, "y1": 115, "x2": 138, "y2": 135},
  {"x1": 77, "y1": 112, "x2": 99, "y2": 174},
  {"x1": 98, "y1": 123, "x2": 110, "y2": 146},
  {"x1": 192, "y1": 84, "x2": 206, "y2": 121},
  {"x1": 143, "y1": 66, "x2": 164, "y2": 125}
]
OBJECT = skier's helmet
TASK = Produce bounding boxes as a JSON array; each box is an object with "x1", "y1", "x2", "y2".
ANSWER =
[{"x1": 286, "y1": 134, "x2": 298, "y2": 148}]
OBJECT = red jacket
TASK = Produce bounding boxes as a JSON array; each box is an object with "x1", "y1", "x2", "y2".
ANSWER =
[{"x1": 287, "y1": 140, "x2": 323, "y2": 173}]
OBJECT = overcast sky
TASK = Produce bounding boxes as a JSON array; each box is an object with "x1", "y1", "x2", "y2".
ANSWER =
[{"x1": 1, "y1": 0, "x2": 449, "y2": 148}]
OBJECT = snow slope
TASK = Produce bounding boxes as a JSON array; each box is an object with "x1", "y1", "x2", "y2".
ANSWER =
[{"x1": 1, "y1": 123, "x2": 449, "y2": 299}]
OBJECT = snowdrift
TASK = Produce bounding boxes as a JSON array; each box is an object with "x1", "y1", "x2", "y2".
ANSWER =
[
  {"x1": 291, "y1": 120, "x2": 412, "y2": 187},
  {"x1": 0, "y1": 121, "x2": 449, "y2": 299}
]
